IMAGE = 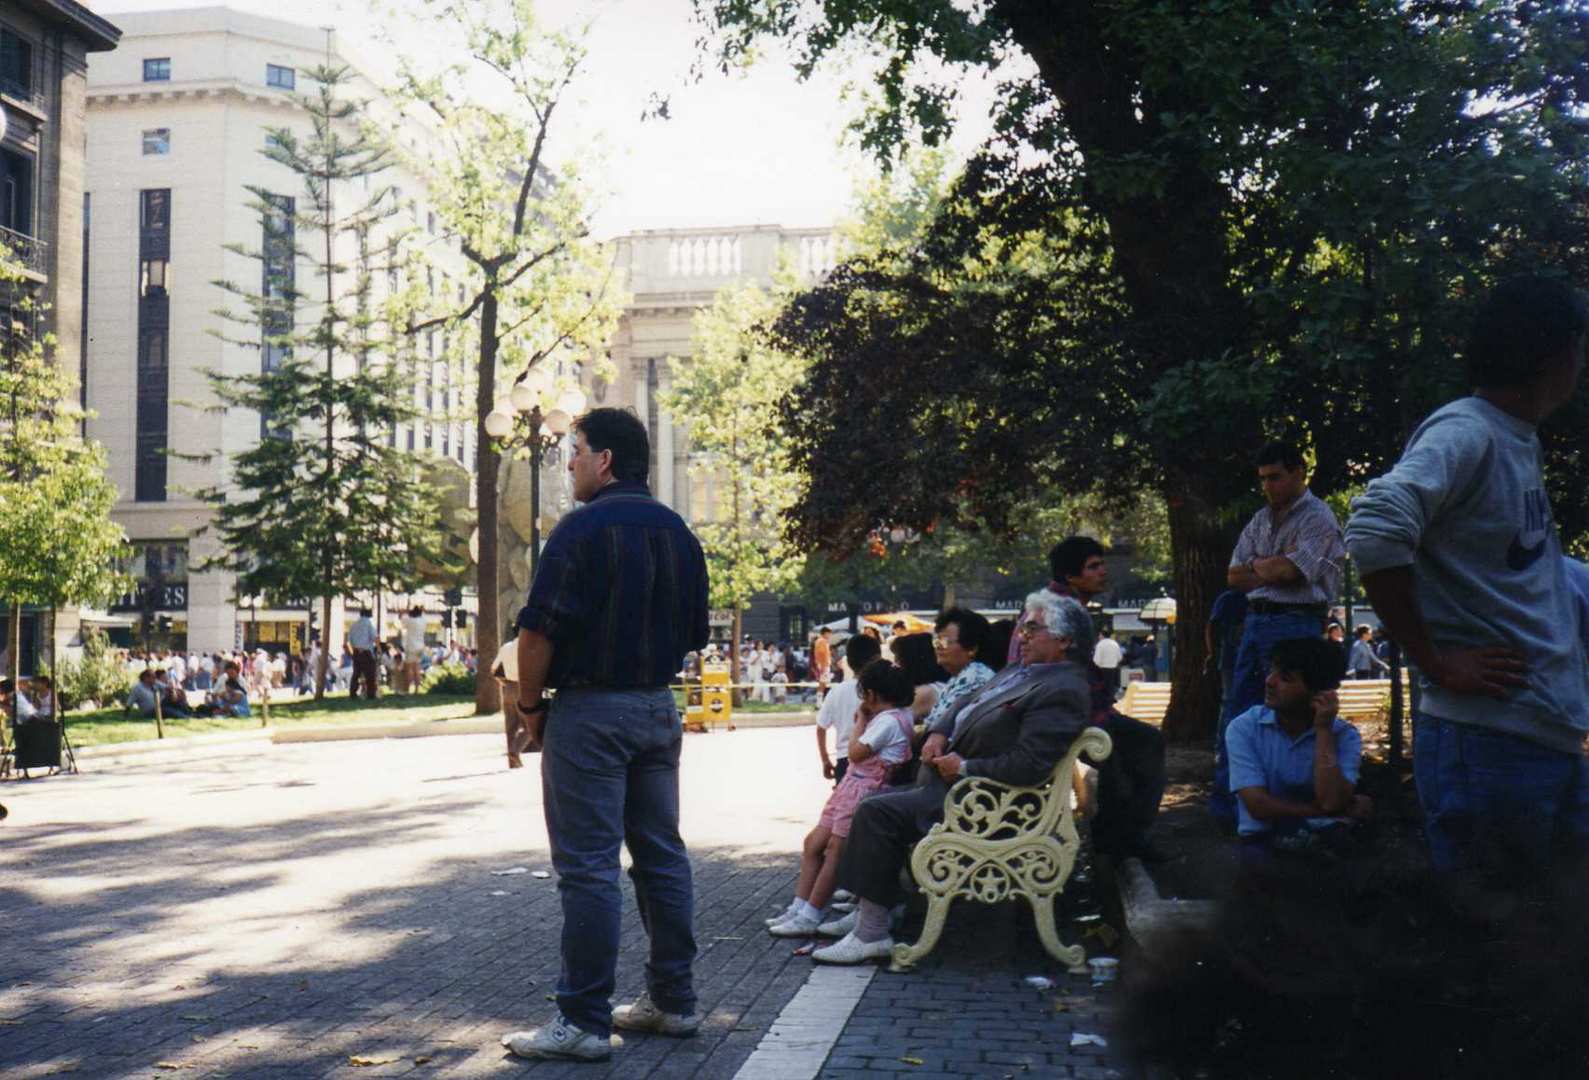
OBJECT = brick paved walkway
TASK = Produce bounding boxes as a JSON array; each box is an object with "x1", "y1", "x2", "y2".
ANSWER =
[
  {"x1": 0, "y1": 728, "x2": 828, "y2": 1079},
  {"x1": 1, "y1": 725, "x2": 1136, "y2": 1079},
  {"x1": 816, "y1": 886, "x2": 1128, "y2": 1080}
]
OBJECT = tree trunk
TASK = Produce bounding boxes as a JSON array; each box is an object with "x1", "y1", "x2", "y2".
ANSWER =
[
  {"x1": 4, "y1": 600, "x2": 19, "y2": 746},
  {"x1": 474, "y1": 290, "x2": 502, "y2": 716},
  {"x1": 1160, "y1": 476, "x2": 1240, "y2": 744},
  {"x1": 316, "y1": 595, "x2": 331, "y2": 701},
  {"x1": 730, "y1": 609, "x2": 743, "y2": 706}
]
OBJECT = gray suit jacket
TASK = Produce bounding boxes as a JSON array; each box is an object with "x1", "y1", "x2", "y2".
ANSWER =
[{"x1": 944, "y1": 661, "x2": 1091, "y2": 787}]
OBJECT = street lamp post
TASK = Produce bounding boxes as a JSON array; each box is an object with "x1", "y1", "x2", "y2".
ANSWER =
[{"x1": 483, "y1": 368, "x2": 587, "y2": 584}]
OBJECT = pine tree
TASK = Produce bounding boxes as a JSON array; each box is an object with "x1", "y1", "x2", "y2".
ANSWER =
[{"x1": 202, "y1": 64, "x2": 453, "y2": 700}]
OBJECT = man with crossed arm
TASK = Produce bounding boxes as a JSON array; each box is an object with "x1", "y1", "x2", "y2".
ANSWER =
[{"x1": 1212, "y1": 441, "x2": 1346, "y2": 828}]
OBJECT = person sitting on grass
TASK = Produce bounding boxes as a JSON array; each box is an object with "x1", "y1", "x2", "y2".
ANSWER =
[
  {"x1": 767, "y1": 660, "x2": 917, "y2": 937},
  {"x1": 1226, "y1": 636, "x2": 1370, "y2": 858},
  {"x1": 208, "y1": 662, "x2": 251, "y2": 718}
]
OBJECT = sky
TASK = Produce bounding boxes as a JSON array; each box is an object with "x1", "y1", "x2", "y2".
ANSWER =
[{"x1": 92, "y1": 0, "x2": 1004, "y2": 240}]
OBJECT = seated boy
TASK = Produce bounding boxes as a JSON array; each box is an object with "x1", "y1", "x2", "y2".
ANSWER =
[{"x1": 1227, "y1": 636, "x2": 1370, "y2": 856}]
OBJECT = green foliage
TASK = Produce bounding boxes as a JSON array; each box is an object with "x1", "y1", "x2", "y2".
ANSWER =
[
  {"x1": 421, "y1": 661, "x2": 475, "y2": 695},
  {"x1": 385, "y1": 0, "x2": 627, "y2": 711},
  {"x1": 56, "y1": 628, "x2": 132, "y2": 711},
  {"x1": 0, "y1": 245, "x2": 131, "y2": 693},
  {"x1": 660, "y1": 282, "x2": 806, "y2": 615},
  {"x1": 199, "y1": 65, "x2": 454, "y2": 606}
]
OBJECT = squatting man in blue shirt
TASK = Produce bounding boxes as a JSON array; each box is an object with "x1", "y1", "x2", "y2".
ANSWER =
[{"x1": 1226, "y1": 636, "x2": 1370, "y2": 858}]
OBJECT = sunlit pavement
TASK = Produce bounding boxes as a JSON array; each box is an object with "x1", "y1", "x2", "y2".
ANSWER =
[{"x1": 1, "y1": 726, "x2": 829, "y2": 1078}]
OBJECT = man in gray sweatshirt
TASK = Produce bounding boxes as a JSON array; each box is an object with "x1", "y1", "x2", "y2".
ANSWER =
[{"x1": 1346, "y1": 275, "x2": 1588, "y2": 876}]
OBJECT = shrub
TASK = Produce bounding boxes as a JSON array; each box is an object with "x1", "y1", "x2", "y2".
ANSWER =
[
  {"x1": 56, "y1": 628, "x2": 132, "y2": 710},
  {"x1": 421, "y1": 661, "x2": 475, "y2": 695}
]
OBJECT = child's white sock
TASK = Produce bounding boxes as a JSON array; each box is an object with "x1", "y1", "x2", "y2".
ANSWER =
[{"x1": 794, "y1": 899, "x2": 821, "y2": 922}]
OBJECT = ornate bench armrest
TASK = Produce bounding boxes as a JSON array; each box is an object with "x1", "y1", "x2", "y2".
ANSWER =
[{"x1": 935, "y1": 726, "x2": 1113, "y2": 843}]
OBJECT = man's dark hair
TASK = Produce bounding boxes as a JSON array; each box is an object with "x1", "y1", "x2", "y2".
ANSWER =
[
  {"x1": 32, "y1": 675, "x2": 51, "y2": 689},
  {"x1": 844, "y1": 631, "x2": 882, "y2": 673},
  {"x1": 934, "y1": 607, "x2": 990, "y2": 658},
  {"x1": 359, "y1": 607, "x2": 372, "y2": 617},
  {"x1": 573, "y1": 407, "x2": 650, "y2": 485},
  {"x1": 0, "y1": 679, "x2": 11, "y2": 694},
  {"x1": 858, "y1": 660, "x2": 916, "y2": 708},
  {"x1": 409, "y1": 606, "x2": 423, "y2": 617},
  {"x1": 1269, "y1": 637, "x2": 1344, "y2": 694},
  {"x1": 1466, "y1": 275, "x2": 1589, "y2": 388},
  {"x1": 819, "y1": 626, "x2": 832, "y2": 635},
  {"x1": 889, "y1": 632, "x2": 948, "y2": 687},
  {"x1": 1254, "y1": 441, "x2": 1305, "y2": 472},
  {"x1": 1048, "y1": 536, "x2": 1106, "y2": 582},
  {"x1": 138, "y1": 669, "x2": 155, "y2": 682}
]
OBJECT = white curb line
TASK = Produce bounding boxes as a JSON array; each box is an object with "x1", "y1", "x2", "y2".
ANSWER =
[{"x1": 733, "y1": 963, "x2": 877, "y2": 1080}]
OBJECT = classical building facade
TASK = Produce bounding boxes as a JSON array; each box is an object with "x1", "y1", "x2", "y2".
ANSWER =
[
  {"x1": 83, "y1": 8, "x2": 474, "y2": 655},
  {"x1": 1, "y1": 0, "x2": 120, "y2": 672}
]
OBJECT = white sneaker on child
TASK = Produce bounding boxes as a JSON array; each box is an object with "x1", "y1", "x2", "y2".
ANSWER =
[
  {"x1": 764, "y1": 903, "x2": 800, "y2": 927},
  {"x1": 768, "y1": 911, "x2": 822, "y2": 937}
]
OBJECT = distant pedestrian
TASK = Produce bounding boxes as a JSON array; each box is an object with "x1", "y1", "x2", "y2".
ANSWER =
[
  {"x1": 1347, "y1": 625, "x2": 1388, "y2": 679},
  {"x1": 348, "y1": 607, "x2": 379, "y2": 700},
  {"x1": 811, "y1": 628, "x2": 833, "y2": 699},
  {"x1": 400, "y1": 607, "x2": 427, "y2": 693}
]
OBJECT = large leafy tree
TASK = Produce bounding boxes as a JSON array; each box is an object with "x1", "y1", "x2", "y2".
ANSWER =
[
  {"x1": 661, "y1": 282, "x2": 805, "y2": 687},
  {"x1": 388, "y1": 0, "x2": 624, "y2": 715},
  {"x1": 698, "y1": 0, "x2": 1589, "y2": 740},
  {"x1": 0, "y1": 247, "x2": 129, "y2": 715},
  {"x1": 203, "y1": 65, "x2": 451, "y2": 699}
]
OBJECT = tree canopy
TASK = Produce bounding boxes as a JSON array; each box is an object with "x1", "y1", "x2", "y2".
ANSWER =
[{"x1": 697, "y1": 0, "x2": 1589, "y2": 738}]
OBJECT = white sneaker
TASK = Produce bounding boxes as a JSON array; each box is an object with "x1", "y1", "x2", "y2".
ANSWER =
[
  {"x1": 768, "y1": 911, "x2": 822, "y2": 937},
  {"x1": 501, "y1": 1015, "x2": 612, "y2": 1061},
  {"x1": 812, "y1": 931, "x2": 894, "y2": 964},
  {"x1": 817, "y1": 910, "x2": 858, "y2": 938},
  {"x1": 832, "y1": 888, "x2": 854, "y2": 902},
  {"x1": 612, "y1": 992, "x2": 699, "y2": 1037}
]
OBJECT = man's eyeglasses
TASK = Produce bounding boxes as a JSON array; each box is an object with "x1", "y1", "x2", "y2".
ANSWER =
[{"x1": 1016, "y1": 620, "x2": 1053, "y2": 639}]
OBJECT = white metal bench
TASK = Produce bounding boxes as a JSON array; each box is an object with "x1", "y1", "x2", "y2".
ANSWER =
[{"x1": 890, "y1": 726, "x2": 1113, "y2": 973}]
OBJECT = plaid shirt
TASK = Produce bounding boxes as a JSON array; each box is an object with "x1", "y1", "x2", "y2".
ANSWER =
[
  {"x1": 1229, "y1": 489, "x2": 1345, "y2": 606},
  {"x1": 516, "y1": 482, "x2": 709, "y2": 689}
]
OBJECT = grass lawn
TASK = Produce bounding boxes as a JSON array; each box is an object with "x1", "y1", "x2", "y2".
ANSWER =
[{"x1": 62, "y1": 693, "x2": 477, "y2": 748}]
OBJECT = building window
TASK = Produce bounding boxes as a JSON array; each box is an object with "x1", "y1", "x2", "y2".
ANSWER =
[
  {"x1": 0, "y1": 146, "x2": 34, "y2": 237},
  {"x1": 0, "y1": 28, "x2": 33, "y2": 100},
  {"x1": 142, "y1": 129, "x2": 171, "y2": 156},
  {"x1": 265, "y1": 64, "x2": 295, "y2": 90},
  {"x1": 136, "y1": 189, "x2": 172, "y2": 502},
  {"x1": 142, "y1": 58, "x2": 171, "y2": 82}
]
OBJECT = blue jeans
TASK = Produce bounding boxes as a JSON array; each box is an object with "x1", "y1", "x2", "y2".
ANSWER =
[
  {"x1": 1413, "y1": 714, "x2": 1589, "y2": 876},
  {"x1": 541, "y1": 688, "x2": 697, "y2": 1037},
  {"x1": 1211, "y1": 610, "x2": 1323, "y2": 824}
]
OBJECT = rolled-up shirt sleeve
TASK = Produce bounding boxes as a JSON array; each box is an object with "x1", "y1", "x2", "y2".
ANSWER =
[
  {"x1": 1346, "y1": 415, "x2": 1490, "y2": 576},
  {"x1": 515, "y1": 528, "x2": 586, "y2": 641}
]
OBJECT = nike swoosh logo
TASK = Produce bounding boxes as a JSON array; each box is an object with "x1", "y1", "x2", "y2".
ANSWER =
[{"x1": 1507, "y1": 533, "x2": 1547, "y2": 571}]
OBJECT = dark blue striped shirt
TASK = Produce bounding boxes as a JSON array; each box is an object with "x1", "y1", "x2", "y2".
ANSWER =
[{"x1": 515, "y1": 482, "x2": 710, "y2": 689}]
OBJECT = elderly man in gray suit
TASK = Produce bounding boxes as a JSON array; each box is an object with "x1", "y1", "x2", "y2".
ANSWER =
[{"x1": 814, "y1": 590, "x2": 1095, "y2": 963}]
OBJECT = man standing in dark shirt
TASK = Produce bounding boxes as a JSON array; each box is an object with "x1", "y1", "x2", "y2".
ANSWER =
[{"x1": 501, "y1": 408, "x2": 710, "y2": 1063}]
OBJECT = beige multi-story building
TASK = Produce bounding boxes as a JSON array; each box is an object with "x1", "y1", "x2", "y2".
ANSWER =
[
  {"x1": 84, "y1": 7, "x2": 474, "y2": 656},
  {"x1": 604, "y1": 225, "x2": 838, "y2": 517},
  {"x1": 1, "y1": 0, "x2": 120, "y2": 672}
]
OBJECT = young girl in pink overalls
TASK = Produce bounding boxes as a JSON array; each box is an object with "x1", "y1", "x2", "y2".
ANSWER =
[{"x1": 767, "y1": 661, "x2": 917, "y2": 936}]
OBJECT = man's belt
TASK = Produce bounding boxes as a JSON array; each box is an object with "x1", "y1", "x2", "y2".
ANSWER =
[{"x1": 1248, "y1": 600, "x2": 1328, "y2": 618}]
